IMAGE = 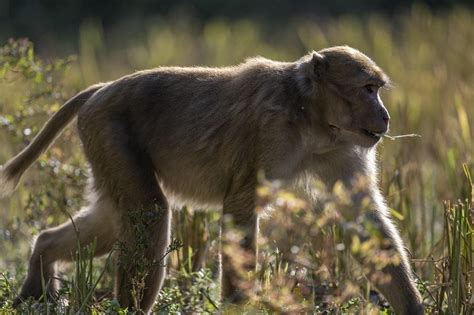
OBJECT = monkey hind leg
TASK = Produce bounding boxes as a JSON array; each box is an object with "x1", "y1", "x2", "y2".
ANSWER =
[
  {"x1": 114, "y1": 203, "x2": 171, "y2": 313},
  {"x1": 14, "y1": 191, "x2": 120, "y2": 307},
  {"x1": 111, "y1": 179, "x2": 171, "y2": 313},
  {"x1": 80, "y1": 119, "x2": 172, "y2": 313}
]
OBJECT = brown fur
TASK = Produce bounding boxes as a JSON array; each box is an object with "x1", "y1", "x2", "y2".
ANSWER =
[{"x1": 1, "y1": 46, "x2": 423, "y2": 314}]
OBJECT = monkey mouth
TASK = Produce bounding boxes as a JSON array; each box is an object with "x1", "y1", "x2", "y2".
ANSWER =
[
  {"x1": 329, "y1": 125, "x2": 385, "y2": 142},
  {"x1": 361, "y1": 129, "x2": 385, "y2": 139}
]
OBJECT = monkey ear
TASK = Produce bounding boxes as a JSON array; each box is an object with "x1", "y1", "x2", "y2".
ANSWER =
[
  {"x1": 311, "y1": 52, "x2": 327, "y2": 80},
  {"x1": 295, "y1": 51, "x2": 327, "y2": 97}
]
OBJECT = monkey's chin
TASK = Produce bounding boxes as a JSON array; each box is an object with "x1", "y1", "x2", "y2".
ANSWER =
[
  {"x1": 357, "y1": 137, "x2": 381, "y2": 148},
  {"x1": 357, "y1": 129, "x2": 383, "y2": 147}
]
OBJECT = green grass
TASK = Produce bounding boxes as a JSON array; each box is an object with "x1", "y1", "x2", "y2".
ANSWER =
[{"x1": 0, "y1": 5, "x2": 473, "y2": 314}]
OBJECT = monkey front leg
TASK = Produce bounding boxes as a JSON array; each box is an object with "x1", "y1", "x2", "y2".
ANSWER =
[
  {"x1": 221, "y1": 186, "x2": 259, "y2": 304},
  {"x1": 341, "y1": 187, "x2": 424, "y2": 315}
]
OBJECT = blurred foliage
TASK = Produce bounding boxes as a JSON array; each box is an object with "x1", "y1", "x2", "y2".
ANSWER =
[
  {"x1": 1, "y1": 1, "x2": 473, "y2": 51},
  {"x1": 0, "y1": 4, "x2": 473, "y2": 314}
]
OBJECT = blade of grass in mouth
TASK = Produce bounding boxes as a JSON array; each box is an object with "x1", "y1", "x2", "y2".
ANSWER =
[{"x1": 382, "y1": 133, "x2": 421, "y2": 140}]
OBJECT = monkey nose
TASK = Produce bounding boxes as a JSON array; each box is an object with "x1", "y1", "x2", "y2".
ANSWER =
[{"x1": 381, "y1": 110, "x2": 390, "y2": 126}]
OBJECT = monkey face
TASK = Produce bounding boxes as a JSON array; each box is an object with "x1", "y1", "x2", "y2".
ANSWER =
[
  {"x1": 324, "y1": 81, "x2": 390, "y2": 148},
  {"x1": 311, "y1": 46, "x2": 391, "y2": 148}
]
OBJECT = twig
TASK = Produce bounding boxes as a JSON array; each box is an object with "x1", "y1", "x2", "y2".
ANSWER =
[{"x1": 383, "y1": 133, "x2": 421, "y2": 140}]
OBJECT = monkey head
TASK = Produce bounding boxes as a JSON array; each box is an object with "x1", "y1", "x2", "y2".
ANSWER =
[{"x1": 298, "y1": 46, "x2": 391, "y2": 148}]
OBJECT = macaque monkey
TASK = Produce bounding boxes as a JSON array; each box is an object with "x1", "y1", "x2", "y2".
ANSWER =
[{"x1": 0, "y1": 46, "x2": 423, "y2": 314}]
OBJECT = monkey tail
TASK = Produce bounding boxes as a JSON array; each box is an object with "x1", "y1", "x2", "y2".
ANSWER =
[{"x1": 0, "y1": 83, "x2": 105, "y2": 198}]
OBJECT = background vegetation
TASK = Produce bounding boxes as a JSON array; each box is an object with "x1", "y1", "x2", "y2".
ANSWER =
[{"x1": 0, "y1": 2, "x2": 472, "y2": 314}]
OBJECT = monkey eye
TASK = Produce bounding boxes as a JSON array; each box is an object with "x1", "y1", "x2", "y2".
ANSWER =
[{"x1": 364, "y1": 84, "x2": 378, "y2": 94}]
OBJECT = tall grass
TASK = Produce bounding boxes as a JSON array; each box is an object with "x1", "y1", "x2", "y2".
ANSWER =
[
  {"x1": 0, "y1": 5, "x2": 472, "y2": 313},
  {"x1": 439, "y1": 165, "x2": 472, "y2": 314}
]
